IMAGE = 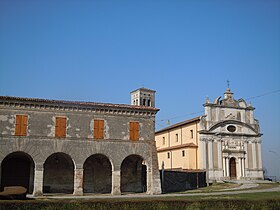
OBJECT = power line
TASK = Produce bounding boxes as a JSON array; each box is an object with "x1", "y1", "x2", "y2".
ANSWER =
[
  {"x1": 157, "y1": 89, "x2": 280, "y2": 126},
  {"x1": 245, "y1": 89, "x2": 280, "y2": 101},
  {"x1": 159, "y1": 110, "x2": 204, "y2": 122}
]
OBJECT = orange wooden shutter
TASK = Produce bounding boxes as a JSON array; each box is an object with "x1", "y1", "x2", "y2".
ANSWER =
[
  {"x1": 99, "y1": 120, "x2": 104, "y2": 139},
  {"x1": 94, "y1": 119, "x2": 99, "y2": 139},
  {"x1": 15, "y1": 115, "x2": 22, "y2": 136},
  {"x1": 130, "y1": 122, "x2": 139, "y2": 141},
  {"x1": 15, "y1": 115, "x2": 28, "y2": 136},
  {"x1": 94, "y1": 119, "x2": 104, "y2": 139},
  {"x1": 21, "y1": 115, "x2": 28, "y2": 136},
  {"x1": 134, "y1": 122, "x2": 139, "y2": 140},
  {"x1": 56, "y1": 117, "x2": 66, "y2": 138}
]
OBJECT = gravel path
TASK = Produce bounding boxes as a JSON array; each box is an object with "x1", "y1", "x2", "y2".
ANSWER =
[{"x1": 28, "y1": 184, "x2": 280, "y2": 199}]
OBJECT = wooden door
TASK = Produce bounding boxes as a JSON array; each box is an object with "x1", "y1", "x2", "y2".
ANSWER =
[{"x1": 230, "y1": 158, "x2": 236, "y2": 179}]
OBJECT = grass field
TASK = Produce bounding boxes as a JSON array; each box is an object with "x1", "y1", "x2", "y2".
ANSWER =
[
  {"x1": 179, "y1": 182, "x2": 280, "y2": 193},
  {"x1": 0, "y1": 191, "x2": 280, "y2": 210},
  {"x1": 1, "y1": 183, "x2": 280, "y2": 209}
]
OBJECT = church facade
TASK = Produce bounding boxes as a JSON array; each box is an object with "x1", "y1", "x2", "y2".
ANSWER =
[
  {"x1": 156, "y1": 88, "x2": 264, "y2": 181},
  {"x1": 0, "y1": 88, "x2": 161, "y2": 196}
]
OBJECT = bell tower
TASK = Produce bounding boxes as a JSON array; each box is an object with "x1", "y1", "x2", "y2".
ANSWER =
[{"x1": 130, "y1": 88, "x2": 156, "y2": 107}]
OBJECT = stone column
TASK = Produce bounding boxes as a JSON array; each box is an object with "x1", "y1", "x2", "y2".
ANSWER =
[
  {"x1": 200, "y1": 140, "x2": 206, "y2": 169},
  {"x1": 146, "y1": 164, "x2": 152, "y2": 194},
  {"x1": 226, "y1": 157, "x2": 229, "y2": 177},
  {"x1": 244, "y1": 142, "x2": 248, "y2": 171},
  {"x1": 33, "y1": 165, "x2": 44, "y2": 196},
  {"x1": 242, "y1": 158, "x2": 246, "y2": 177},
  {"x1": 208, "y1": 140, "x2": 213, "y2": 170},
  {"x1": 240, "y1": 158, "x2": 243, "y2": 177},
  {"x1": 217, "y1": 141, "x2": 222, "y2": 169},
  {"x1": 111, "y1": 170, "x2": 121, "y2": 195},
  {"x1": 238, "y1": 158, "x2": 242, "y2": 179},
  {"x1": 223, "y1": 157, "x2": 226, "y2": 177},
  {"x1": 73, "y1": 168, "x2": 83, "y2": 195},
  {"x1": 252, "y1": 142, "x2": 257, "y2": 169},
  {"x1": 257, "y1": 143, "x2": 263, "y2": 169}
]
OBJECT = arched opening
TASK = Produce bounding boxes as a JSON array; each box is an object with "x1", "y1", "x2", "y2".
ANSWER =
[
  {"x1": 230, "y1": 157, "x2": 237, "y2": 179},
  {"x1": 143, "y1": 99, "x2": 146, "y2": 106},
  {"x1": 43, "y1": 153, "x2": 74, "y2": 194},
  {"x1": 0, "y1": 152, "x2": 34, "y2": 194},
  {"x1": 121, "y1": 155, "x2": 147, "y2": 193},
  {"x1": 83, "y1": 154, "x2": 112, "y2": 194}
]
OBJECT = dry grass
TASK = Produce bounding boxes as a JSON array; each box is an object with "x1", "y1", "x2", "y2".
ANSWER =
[{"x1": 179, "y1": 182, "x2": 240, "y2": 193}]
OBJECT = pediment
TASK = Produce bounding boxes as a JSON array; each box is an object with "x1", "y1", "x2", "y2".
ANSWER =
[{"x1": 208, "y1": 120, "x2": 259, "y2": 135}]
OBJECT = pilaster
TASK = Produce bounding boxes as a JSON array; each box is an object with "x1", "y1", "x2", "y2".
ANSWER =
[
  {"x1": 33, "y1": 165, "x2": 44, "y2": 196},
  {"x1": 111, "y1": 170, "x2": 121, "y2": 195},
  {"x1": 73, "y1": 168, "x2": 84, "y2": 195}
]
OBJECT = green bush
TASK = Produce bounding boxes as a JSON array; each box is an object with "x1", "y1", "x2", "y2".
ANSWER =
[{"x1": 0, "y1": 199, "x2": 279, "y2": 210}]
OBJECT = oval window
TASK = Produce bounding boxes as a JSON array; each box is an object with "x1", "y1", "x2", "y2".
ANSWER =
[{"x1": 227, "y1": 125, "x2": 236, "y2": 132}]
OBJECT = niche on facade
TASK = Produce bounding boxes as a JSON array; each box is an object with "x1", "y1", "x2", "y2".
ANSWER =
[
  {"x1": 43, "y1": 153, "x2": 74, "y2": 194},
  {"x1": 0, "y1": 152, "x2": 34, "y2": 194},
  {"x1": 83, "y1": 154, "x2": 112, "y2": 194},
  {"x1": 121, "y1": 155, "x2": 147, "y2": 193}
]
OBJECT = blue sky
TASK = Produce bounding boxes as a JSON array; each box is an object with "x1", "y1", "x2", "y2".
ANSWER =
[{"x1": 0, "y1": 0, "x2": 279, "y2": 178}]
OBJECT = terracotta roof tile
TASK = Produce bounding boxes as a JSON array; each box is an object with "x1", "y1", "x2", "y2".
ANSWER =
[
  {"x1": 156, "y1": 116, "x2": 202, "y2": 134},
  {"x1": 0, "y1": 96, "x2": 159, "y2": 111}
]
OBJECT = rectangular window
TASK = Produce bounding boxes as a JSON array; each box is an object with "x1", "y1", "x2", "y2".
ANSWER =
[
  {"x1": 130, "y1": 121, "x2": 139, "y2": 141},
  {"x1": 176, "y1": 133, "x2": 178, "y2": 142},
  {"x1": 162, "y1": 137, "x2": 165, "y2": 145},
  {"x1": 55, "y1": 117, "x2": 66, "y2": 138},
  {"x1": 167, "y1": 152, "x2": 170, "y2": 159},
  {"x1": 15, "y1": 115, "x2": 28, "y2": 136},
  {"x1": 94, "y1": 119, "x2": 104, "y2": 139},
  {"x1": 182, "y1": 150, "x2": 185, "y2": 157},
  {"x1": 190, "y1": 130, "x2": 194, "y2": 139}
]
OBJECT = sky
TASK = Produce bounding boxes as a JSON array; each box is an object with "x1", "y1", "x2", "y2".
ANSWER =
[{"x1": 0, "y1": 0, "x2": 279, "y2": 178}]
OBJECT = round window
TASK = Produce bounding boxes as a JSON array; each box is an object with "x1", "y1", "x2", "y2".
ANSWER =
[{"x1": 227, "y1": 125, "x2": 236, "y2": 132}]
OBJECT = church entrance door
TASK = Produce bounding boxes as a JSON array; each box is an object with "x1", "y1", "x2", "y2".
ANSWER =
[{"x1": 229, "y1": 157, "x2": 236, "y2": 179}]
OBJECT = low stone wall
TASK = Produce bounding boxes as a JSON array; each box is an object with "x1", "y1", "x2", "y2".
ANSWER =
[{"x1": 160, "y1": 170, "x2": 206, "y2": 193}]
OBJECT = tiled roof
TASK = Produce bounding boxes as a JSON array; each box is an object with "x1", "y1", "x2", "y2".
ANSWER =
[
  {"x1": 130, "y1": 88, "x2": 156, "y2": 93},
  {"x1": 156, "y1": 116, "x2": 202, "y2": 134},
  {"x1": 0, "y1": 96, "x2": 159, "y2": 111}
]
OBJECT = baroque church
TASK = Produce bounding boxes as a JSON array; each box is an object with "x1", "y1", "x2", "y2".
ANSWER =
[{"x1": 156, "y1": 87, "x2": 264, "y2": 181}]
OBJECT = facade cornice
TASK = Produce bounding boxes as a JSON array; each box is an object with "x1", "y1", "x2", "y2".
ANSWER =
[
  {"x1": 199, "y1": 131, "x2": 262, "y2": 138},
  {"x1": 0, "y1": 96, "x2": 159, "y2": 117},
  {"x1": 0, "y1": 135, "x2": 155, "y2": 143},
  {"x1": 222, "y1": 149, "x2": 246, "y2": 154},
  {"x1": 203, "y1": 103, "x2": 255, "y2": 110},
  {"x1": 157, "y1": 143, "x2": 198, "y2": 152}
]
